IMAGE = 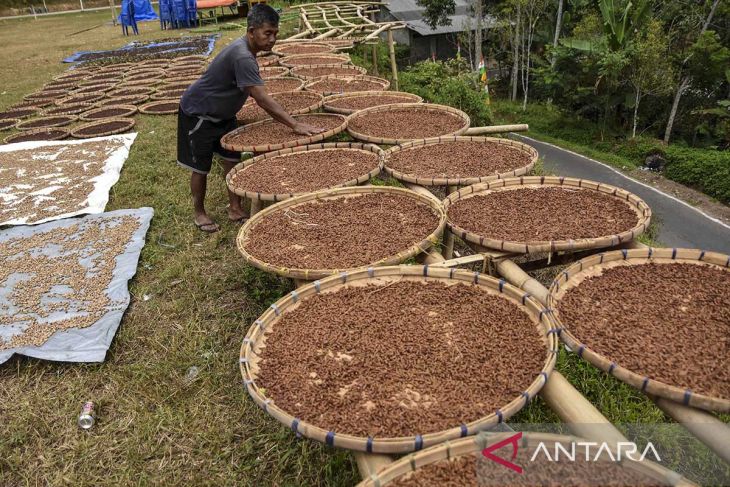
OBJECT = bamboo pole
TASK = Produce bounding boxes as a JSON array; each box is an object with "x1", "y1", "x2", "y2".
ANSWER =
[
  {"x1": 250, "y1": 199, "x2": 263, "y2": 217},
  {"x1": 402, "y1": 183, "x2": 440, "y2": 204},
  {"x1": 387, "y1": 28, "x2": 398, "y2": 91},
  {"x1": 370, "y1": 11, "x2": 378, "y2": 76},
  {"x1": 314, "y1": 28, "x2": 340, "y2": 39},
  {"x1": 354, "y1": 452, "x2": 397, "y2": 478},
  {"x1": 420, "y1": 249, "x2": 446, "y2": 264},
  {"x1": 286, "y1": 29, "x2": 315, "y2": 40},
  {"x1": 495, "y1": 259, "x2": 549, "y2": 305},
  {"x1": 442, "y1": 229, "x2": 454, "y2": 259},
  {"x1": 464, "y1": 124, "x2": 529, "y2": 135}
]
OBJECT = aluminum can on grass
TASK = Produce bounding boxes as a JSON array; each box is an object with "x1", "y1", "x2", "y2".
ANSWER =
[{"x1": 78, "y1": 401, "x2": 95, "y2": 430}]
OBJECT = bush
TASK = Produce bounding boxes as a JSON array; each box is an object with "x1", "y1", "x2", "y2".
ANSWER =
[
  {"x1": 399, "y1": 59, "x2": 492, "y2": 126},
  {"x1": 663, "y1": 146, "x2": 730, "y2": 204}
]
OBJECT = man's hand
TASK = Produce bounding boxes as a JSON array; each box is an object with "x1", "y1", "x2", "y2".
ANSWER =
[{"x1": 292, "y1": 122, "x2": 325, "y2": 136}]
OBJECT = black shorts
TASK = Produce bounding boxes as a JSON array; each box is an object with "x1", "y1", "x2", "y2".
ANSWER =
[{"x1": 177, "y1": 109, "x2": 240, "y2": 174}]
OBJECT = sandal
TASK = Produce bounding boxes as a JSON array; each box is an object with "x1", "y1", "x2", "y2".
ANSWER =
[{"x1": 194, "y1": 221, "x2": 220, "y2": 233}]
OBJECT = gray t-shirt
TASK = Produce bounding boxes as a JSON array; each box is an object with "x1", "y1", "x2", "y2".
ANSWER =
[{"x1": 180, "y1": 37, "x2": 264, "y2": 121}]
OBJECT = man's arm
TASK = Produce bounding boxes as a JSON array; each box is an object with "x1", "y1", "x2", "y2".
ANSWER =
[{"x1": 247, "y1": 85, "x2": 324, "y2": 136}]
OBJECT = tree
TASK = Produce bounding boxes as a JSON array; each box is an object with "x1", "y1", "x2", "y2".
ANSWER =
[
  {"x1": 626, "y1": 20, "x2": 675, "y2": 137},
  {"x1": 520, "y1": 0, "x2": 550, "y2": 109},
  {"x1": 663, "y1": 0, "x2": 721, "y2": 143},
  {"x1": 416, "y1": 0, "x2": 457, "y2": 29},
  {"x1": 551, "y1": 0, "x2": 564, "y2": 67}
]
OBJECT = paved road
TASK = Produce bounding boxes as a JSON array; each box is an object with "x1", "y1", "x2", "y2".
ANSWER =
[{"x1": 512, "y1": 134, "x2": 730, "y2": 254}]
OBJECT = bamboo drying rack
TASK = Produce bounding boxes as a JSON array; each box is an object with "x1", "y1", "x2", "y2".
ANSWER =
[
  {"x1": 304, "y1": 75, "x2": 390, "y2": 95},
  {"x1": 279, "y1": 53, "x2": 352, "y2": 68},
  {"x1": 323, "y1": 91, "x2": 422, "y2": 114},
  {"x1": 290, "y1": 64, "x2": 367, "y2": 79},
  {"x1": 272, "y1": 42, "x2": 337, "y2": 56}
]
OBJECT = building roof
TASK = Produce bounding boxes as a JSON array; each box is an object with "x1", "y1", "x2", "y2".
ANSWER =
[{"x1": 383, "y1": 0, "x2": 497, "y2": 36}]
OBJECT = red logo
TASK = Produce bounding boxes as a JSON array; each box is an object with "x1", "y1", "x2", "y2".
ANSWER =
[{"x1": 481, "y1": 432, "x2": 523, "y2": 474}]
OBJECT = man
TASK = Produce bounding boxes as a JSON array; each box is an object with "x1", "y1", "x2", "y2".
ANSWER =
[{"x1": 177, "y1": 4, "x2": 322, "y2": 233}]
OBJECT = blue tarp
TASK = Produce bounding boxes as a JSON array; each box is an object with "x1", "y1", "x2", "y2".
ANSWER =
[
  {"x1": 117, "y1": 0, "x2": 159, "y2": 22},
  {"x1": 62, "y1": 34, "x2": 219, "y2": 64}
]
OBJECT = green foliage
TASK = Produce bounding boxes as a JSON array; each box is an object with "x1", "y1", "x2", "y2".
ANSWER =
[
  {"x1": 399, "y1": 59, "x2": 493, "y2": 126},
  {"x1": 597, "y1": 0, "x2": 650, "y2": 51},
  {"x1": 687, "y1": 30, "x2": 730, "y2": 91},
  {"x1": 663, "y1": 146, "x2": 730, "y2": 204},
  {"x1": 415, "y1": 0, "x2": 456, "y2": 29}
]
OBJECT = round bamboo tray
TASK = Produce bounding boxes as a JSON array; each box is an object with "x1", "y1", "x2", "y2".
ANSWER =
[
  {"x1": 72, "y1": 83, "x2": 116, "y2": 94},
  {"x1": 42, "y1": 102, "x2": 95, "y2": 116},
  {"x1": 221, "y1": 113, "x2": 348, "y2": 153},
  {"x1": 384, "y1": 136, "x2": 538, "y2": 186},
  {"x1": 124, "y1": 68, "x2": 166, "y2": 79},
  {"x1": 150, "y1": 88, "x2": 186, "y2": 101},
  {"x1": 279, "y1": 53, "x2": 351, "y2": 68},
  {"x1": 172, "y1": 54, "x2": 207, "y2": 63},
  {"x1": 356, "y1": 432, "x2": 694, "y2": 486},
  {"x1": 235, "y1": 91, "x2": 324, "y2": 125},
  {"x1": 226, "y1": 142, "x2": 384, "y2": 201},
  {"x1": 108, "y1": 86, "x2": 155, "y2": 98},
  {"x1": 98, "y1": 62, "x2": 135, "y2": 72},
  {"x1": 18, "y1": 98, "x2": 55, "y2": 109},
  {"x1": 70, "y1": 117, "x2": 135, "y2": 138},
  {"x1": 4, "y1": 127, "x2": 69, "y2": 144},
  {"x1": 77, "y1": 79, "x2": 118, "y2": 89},
  {"x1": 84, "y1": 73, "x2": 122, "y2": 84},
  {"x1": 117, "y1": 78, "x2": 162, "y2": 88},
  {"x1": 43, "y1": 80, "x2": 79, "y2": 91},
  {"x1": 15, "y1": 114, "x2": 77, "y2": 130},
  {"x1": 548, "y1": 247, "x2": 730, "y2": 413},
  {"x1": 138, "y1": 100, "x2": 179, "y2": 115},
  {"x1": 272, "y1": 42, "x2": 337, "y2": 56},
  {"x1": 259, "y1": 66, "x2": 290, "y2": 79},
  {"x1": 443, "y1": 176, "x2": 651, "y2": 254},
  {"x1": 162, "y1": 76, "x2": 199, "y2": 87},
  {"x1": 264, "y1": 76, "x2": 306, "y2": 94},
  {"x1": 80, "y1": 104, "x2": 138, "y2": 121},
  {"x1": 290, "y1": 64, "x2": 367, "y2": 80},
  {"x1": 0, "y1": 118, "x2": 19, "y2": 131},
  {"x1": 304, "y1": 75, "x2": 390, "y2": 96},
  {"x1": 236, "y1": 186, "x2": 446, "y2": 280},
  {"x1": 347, "y1": 103, "x2": 471, "y2": 145},
  {"x1": 257, "y1": 55, "x2": 280, "y2": 67},
  {"x1": 323, "y1": 91, "x2": 423, "y2": 115},
  {"x1": 240, "y1": 264, "x2": 558, "y2": 453},
  {"x1": 0, "y1": 106, "x2": 40, "y2": 120},
  {"x1": 24, "y1": 90, "x2": 67, "y2": 101},
  {"x1": 54, "y1": 69, "x2": 91, "y2": 81},
  {"x1": 55, "y1": 92, "x2": 107, "y2": 106},
  {"x1": 96, "y1": 94, "x2": 149, "y2": 106}
]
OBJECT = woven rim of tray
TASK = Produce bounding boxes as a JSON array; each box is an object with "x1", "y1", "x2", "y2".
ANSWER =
[
  {"x1": 260, "y1": 66, "x2": 291, "y2": 79},
  {"x1": 547, "y1": 247, "x2": 730, "y2": 413},
  {"x1": 162, "y1": 75, "x2": 200, "y2": 86},
  {"x1": 226, "y1": 142, "x2": 384, "y2": 201},
  {"x1": 44, "y1": 80, "x2": 80, "y2": 90},
  {"x1": 97, "y1": 62, "x2": 135, "y2": 72},
  {"x1": 72, "y1": 83, "x2": 117, "y2": 94},
  {"x1": 150, "y1": 89, "x2": 185, "y2": 101},
  {"x1": 138, "y1": 100, "x2": 179, "y2": 115},
  {"x1": 257, "y1": 55, "x2": 280, "y2": 67},
  {"x1": 221, "y1": 113, "x2": 347, "y2": 153},
  {"x1": 156, "y1": 81, "x2": 193, "y2": 91},
  {"x1": 54, "y1": 70, "x2": 91, "y2": 81},
  {"x1": 383, "y1": 136, "x2": 538, "y2": 186},
  {"x1": 0, "y1": 118, "x2": 20, "y2": 131},
  {"x1": 96, "y1": 94, "x2": 150, "y2": 106},
  {"x1": 356, "y1": 432, "x2": 693, "y2": 486},
  {"x1": 138, "y1": 59, "x2": 171, "y2": 66},
  {"x1": 0, "y1": 106, "x2": 41, "y2": 120},
  {"x1": 23, "y1": 90, "x2": 67, "y2": 101},
  {"x1": 171, "y1": 54, "x2": 208, "y2": 63},
  {"x1": 271, "y1": 42, "x2": 337, "y2": 56},
  {"x1": 235, "y1": 91, "x2": 325, "y2": 125},
  {"x1": 42, "y1": 102, "x2": 95, "y2": 116},
  {"x1": 290, "y1": 64, "x2": 367, "y2": 80},
  {"x1": 279, "y1": 53, "x2": 351, "y2": 68},
  {"x1": 323, "y1": 91, "x2": 424, "y2": 115},
  {"x1": 117, "y1": 78, "x2": 162, "y2": 88},
  {"x1": 264, "y1": 76, "x2": 306, "y2": 94},
  {"x1": 83, "y1": 73, "x2": 122, "y2": 83},
  {"x1": 124, "y1": 68, "x2": 166, "y2": 78},
  {"x1": 79, "y1": 104, "x2": 138, "y2": 121},
  {"x1": 443, "y1": 176, "x2": 652, "y2": 254},
  {"x1": 69, "y1": 117, "x2": 136, "y2": 138},
  {"x1": 237, "y1": 186, "x2": 447, "y2": 279},
  {"x1": 78, "y1": 77, "x2": 119, "y2": 87},
  {"x1": 304, "y1": 75, "x2": 391, "y2": 96},
  {"x1": 108, "y1": 86, "x2": 156, "y2": 97},
  {"x1": 15, "y1": 114, "x2": 78, "y2": 130},
  {"x1": 165, "y1": 66, "x2": 204, "y2": 76},
  {"x1": 55, "y1": 92, "x2": 107, "y2": 106},
  {"x1": 347, "y1": 103, "x2": 471, "y2": 145},
  {"x1": 240, "y1": 264, "x2": 557, "y2": 453},
  {"x1": 4, "y1": 126, "x2": 70, "y2": 144}
]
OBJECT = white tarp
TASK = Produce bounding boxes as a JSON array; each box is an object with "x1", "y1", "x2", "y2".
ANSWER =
[
  {"x1": 0, "y1": 133, "x2": 137, "y2": 226},
  {"x1": 0, "y1": 208, "x2": 153, "y2": 364}
]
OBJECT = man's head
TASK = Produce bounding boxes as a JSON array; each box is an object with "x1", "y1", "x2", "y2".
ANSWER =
[{"x1": 246, "y1": 4, "x2": 279, "y2": 53}]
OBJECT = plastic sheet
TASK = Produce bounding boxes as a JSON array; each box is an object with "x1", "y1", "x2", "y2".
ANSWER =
[{"x1": 63, "y1": 34, "x2": 219, "y2": 64}]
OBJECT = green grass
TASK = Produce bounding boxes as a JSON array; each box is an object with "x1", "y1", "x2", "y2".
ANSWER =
[{"x1": 0, "y1": 11, "x2": 725, "y2": 486}]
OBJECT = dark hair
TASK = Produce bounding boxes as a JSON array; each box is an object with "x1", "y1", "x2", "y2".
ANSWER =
[{"x1": 247, "y1": 4, "x2": 279, "y2": 30}]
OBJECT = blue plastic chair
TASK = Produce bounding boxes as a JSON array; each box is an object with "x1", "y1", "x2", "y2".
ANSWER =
[{"x1": 120, "y1": 0, "x2": 139, "y2": 36}]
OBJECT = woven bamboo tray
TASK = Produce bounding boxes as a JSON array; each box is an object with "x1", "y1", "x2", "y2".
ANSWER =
[
  {"x1": 43, "y1": 80, "x2": 79, "y2": 91},
  {"x1": 226, "y1": 142, "x2": 384, "y2": 201},
  {"x1": 77, "y1": 79, "x2": 118, "y2": 89},
  {"x1": 4, "y1": 127, "x2": 69, "y2": 144},
  {"x1": 118, "y1": 78, "x2": 162, "y2": 88},
  {"x1": 23, "y1": 89, "x2": 67, "y2": 101},
  {"x1": 138, "y1": 100, "x2": 179, "y2": 115},
  {"x1": 348, "y1": 103, "x2": 471, "y2": 145},
  {"x1": 72, "y1": 84, "x2": 116, "y2": 95},
  {"x1": 161, "y1": 77, "x2": 198, "y2": 88},
  {"x1": 97, "y1": 94, "x2": 150, "y2": 106},
  {"x1": 290, "y1": 64, "x2": 367, "y2": 80},
  {"x1": 240, "y1": 265, "x2": 558, "y2": 452},
  {"x1": 70, "y1": 117, "x2": 135, "y2": 138},
  {"x1": 443, "y1": 176, "x2": 651, "y2": 254},
  {"x1": 15, "y1": 114, "x2": 77, "y2": 130},
  {"x1": 221, "y1": 113, "x2": 348, "y2": 153},
  {"x1": 260, "y1": 66, "x2": 290, "y2": 79},
  {"x1": 323, "y1": 91, "x2": 423, "y2": 115},
  {"x1": 356, "y1": 432, "x2": 694, "y2": 486},
  {"x1": 264, "y1": 76, "x2": 306, "y2": 94},
  {"x1": 54, "y1": 69, "x2": 91, "y2": 81},
  {"x1": 257, "y1": 55, "x2": 280, "y2": 67},
  {"x1": 108, "y1": 86, "x2": 156, "y2": 98},
  {"x1": 125, "y1": 68, "x2": 166, "y2": 79},
  {"x1": 0, "y1": 106, "x2": 40, "y2": 120},
  {"x1": 42, "y1": 102, "x2": 95, "y2": 116},
  {"x1": 150, "y1": 88, "x2": 186, "y2": 101},
  {"x1": 384, "y1": 136, "x2": 538, "y2": 187},
  {"x1": 172, "y1": 54, "x2": 207, "y2": 63},
  {"x1": 0, "y1": 119, "x2": 19, "y2": 131},
  {"x1": 56, "y1": 92, "x2": 107, "y2": 105},
  {"x1": 236, "y1": 186, "x2": 446, "y2": 280},
  {"x1": 304, "y1": 75, "x2": 391, "y2": 96},
  {"x1": 235, "y1": 91, "x2": 324, "y2": 125},
  {"x1": 80, "y1": 104, "x2": 138, "y2": 121},
  {"x1": 548, "y1": 247, "x2": 730, "y2": 413},
  {"x1": 84, "y1": 73, "x2": 122, "y2": 84},
  {"x1": 279, "y1": 53, "x2": 351, "y2": 68},
  {"x1": 272, "y1": 42, "x2": 337, "y2": 56}
]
